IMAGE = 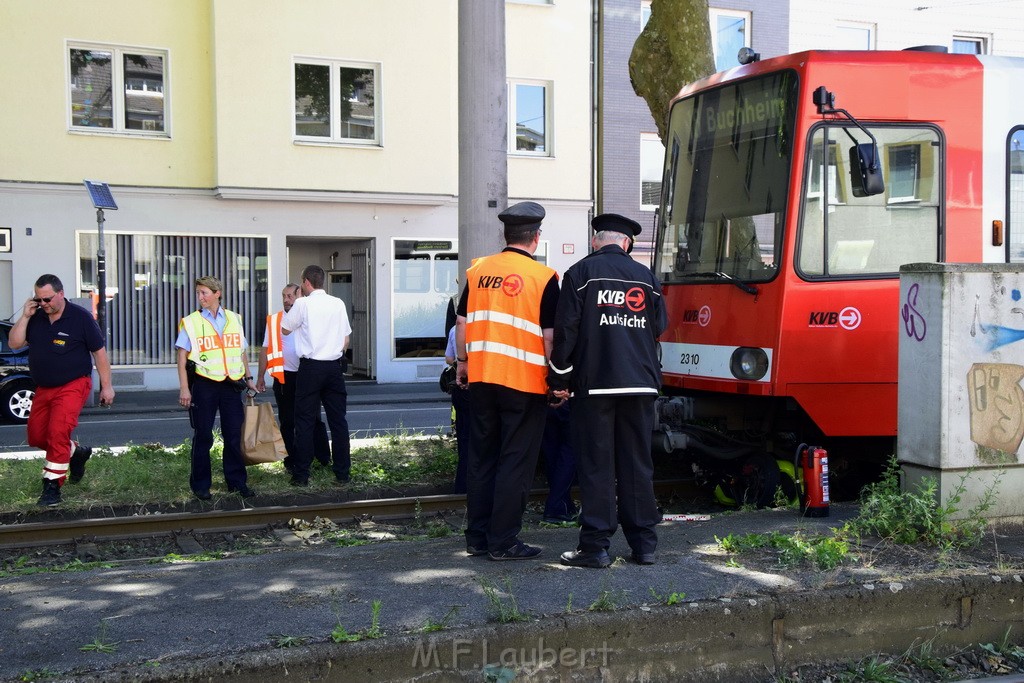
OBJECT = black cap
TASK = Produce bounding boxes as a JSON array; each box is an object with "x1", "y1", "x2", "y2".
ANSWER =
[
  {"x1": 498, "y1": 201, "x2": 545, "y2": 230},
  {"x1": 591, "y1": 213, "x2": 642, "y2": 237}
]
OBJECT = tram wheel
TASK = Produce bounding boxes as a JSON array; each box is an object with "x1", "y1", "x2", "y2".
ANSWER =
[{"x1": 723, "y1": 452, "x2": 781, "y2": 508}]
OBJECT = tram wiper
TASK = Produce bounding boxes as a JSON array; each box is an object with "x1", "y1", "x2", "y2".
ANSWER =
[{"x1": 679, "y1": 271, "x2": 759, "y2": 296}]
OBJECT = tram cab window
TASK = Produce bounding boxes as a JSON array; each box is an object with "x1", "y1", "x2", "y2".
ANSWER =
[
  {"x1": 798, "y1": 125, "x2": 940, "y2": 278},
  {"x1": 655, "y1": 71, "x2": 797, "y2": 284}
]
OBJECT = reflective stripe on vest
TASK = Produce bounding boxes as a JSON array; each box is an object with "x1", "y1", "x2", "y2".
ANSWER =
[
  {"x1": 266, "y1": 311, "x2": 285, "y2": 383},
  {"x1": 465, "y1": 251, "x2": 556, "y2": 395},
  {"x1": 180, "y1": 310, "x2": 246, "y2": 381}
]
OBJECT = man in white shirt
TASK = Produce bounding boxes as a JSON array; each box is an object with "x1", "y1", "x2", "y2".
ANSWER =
[
  {"x1": 256, "y1": 283, "x2": 330, "y2": 473},
  {"x1": 282, "y1": 265, "x2": 353, "y2": 485}
]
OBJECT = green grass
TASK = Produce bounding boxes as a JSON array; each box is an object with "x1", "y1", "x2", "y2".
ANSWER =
[{"x1": 0, "y1": 433, "x2": 457, "y2": 514}]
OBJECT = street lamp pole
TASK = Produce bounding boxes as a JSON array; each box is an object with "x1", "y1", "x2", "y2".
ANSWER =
[{"x1": 83, "y1": 181, "x2": 118, "y2": 341}]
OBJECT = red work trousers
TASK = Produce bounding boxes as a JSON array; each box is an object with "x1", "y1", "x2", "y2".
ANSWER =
[{"x1": 26, "y1": 376, "x2": 91, "y2": 485}]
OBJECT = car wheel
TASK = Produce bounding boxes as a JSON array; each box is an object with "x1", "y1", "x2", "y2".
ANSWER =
[{"x1": 0, "y1": 380, "x2": 34, "y2": 423}]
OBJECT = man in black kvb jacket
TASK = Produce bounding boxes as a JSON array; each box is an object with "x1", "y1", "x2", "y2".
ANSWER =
[{"x1": 548, "y1": 213, "x2": 667, "y2": 568}]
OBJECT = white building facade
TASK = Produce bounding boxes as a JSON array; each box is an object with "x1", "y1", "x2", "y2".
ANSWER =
[{"x1": 0, "y1": 0, "x2": 593, "y2": 389}]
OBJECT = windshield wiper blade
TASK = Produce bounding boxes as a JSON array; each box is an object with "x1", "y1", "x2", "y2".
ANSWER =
[{"x1": 679, "y1": 271, "x2": 759, "y2": 296}]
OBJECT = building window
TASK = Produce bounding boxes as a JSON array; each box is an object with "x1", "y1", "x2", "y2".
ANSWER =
[
  {"x1": 68, "y1": 43, "x2": 168, "y2": 135},
  {"x1": 887, "y1": 144, "x2": 924, "y2": 203},
  {"x1": 641, "y1": 133, "x2": 665, "y2": 210},
  {"x1": 77, "y1": 233, "x2": 268, "y2": 365},
  {"x1": 393, "y1": 240, "x2": 459, "y2": 359},
  {"x1": 953, "y1": 36, "x2": 987, "y2": 54},
  {"x1": 294, "y1": 58, "x2": 380, "y2": 144},
  {"x1": 509, "y1": 81, "x2": 551, "y2": 155},
  {"x1": 709, "y1": 9, "x2": 750, "y2": 72},
  {"x1": 641, "y1": 1, "x2": 652, "y2": 29},
  {"x1": 835, "y1": 22, "x2": 875, "y2": 50}
]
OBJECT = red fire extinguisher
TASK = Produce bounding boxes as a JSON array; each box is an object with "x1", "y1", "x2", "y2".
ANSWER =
[{"x1": 796, "y1": 444, "x2": 829, "y2": 518}]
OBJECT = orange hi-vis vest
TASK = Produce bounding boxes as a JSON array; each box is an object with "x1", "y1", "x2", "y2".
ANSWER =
[
  {"x1": 265, "y1": 310, "x2": 285, "y2": 383},
  {"x1": 180, "y1": 309, "x2": 247, "y2": 381},
  {"x1": 465, "y1": 250, "x2": 556, "y2": 395}
]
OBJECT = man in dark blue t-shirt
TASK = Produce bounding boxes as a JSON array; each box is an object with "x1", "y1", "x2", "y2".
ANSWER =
[{"x1": 9, "y1": 274, "x2": 115, "y2": 506}]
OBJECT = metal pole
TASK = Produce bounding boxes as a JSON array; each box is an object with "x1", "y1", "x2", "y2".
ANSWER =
[
  {"x1": 96, "y1": 207, "x2": 107, "y2": 340},
  {"x1": 458, "y1": 0, "x2": 507, "y2": 278}
]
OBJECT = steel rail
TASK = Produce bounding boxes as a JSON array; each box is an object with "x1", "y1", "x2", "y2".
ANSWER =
[{"x1": 0, "y1": 480, "x2": 696, "y2": 549}]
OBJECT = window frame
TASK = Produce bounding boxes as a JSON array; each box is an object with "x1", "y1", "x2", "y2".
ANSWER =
[
  {"x1": 508, "y1": 79, "x2": 553, "y2": 157},
  {"x1": 292, "y1": 56, "x2": 383, "y2": 147},
  {"x1": 66, "y1": 40, "x2": 170, "y2": 138},
  {"x1": 834, "y1": 22, "x2": 876, "y2": 50},
  {"x1": 952, "y1": 35, "x2": 988, "y2": 54},
  {"x1": 640, "y1": 132, "x2": 665, "y2": 211},
  {"x1": 708, "y1": 8, "x2": 751, "y2": 72}
]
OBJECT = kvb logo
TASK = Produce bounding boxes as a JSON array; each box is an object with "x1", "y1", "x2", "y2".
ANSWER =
[
  {"x1": 625, "y1": 287, "x2": 646, "y2": 312},
  {"x1": 597, "y1": 290, "x2": 626, "y2": 306},
  {"x1": 501, "y1": 274, "x2": 525, "y2": 297}
]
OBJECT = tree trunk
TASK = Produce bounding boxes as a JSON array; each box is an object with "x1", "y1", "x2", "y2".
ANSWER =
[{"x1": 628, "y1": 0, "x2": 715, "y2": 141}]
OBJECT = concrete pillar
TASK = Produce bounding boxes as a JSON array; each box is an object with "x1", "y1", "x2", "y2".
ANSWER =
[
  {"x1": 898, "y1": 263, "x2": 1024, "y2": 518},
  {"x1": 458, "y1": 0, "x2": 507, "y2": 277}
]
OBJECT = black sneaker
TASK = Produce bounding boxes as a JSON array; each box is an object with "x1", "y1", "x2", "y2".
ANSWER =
[
  {"x1": 488, "y1": 541, "x2": 542, "y2": 561},
  {"x1": 560, "y1": 549, "x2": 612, "y2": 569},
  {"x1": 194, "y1": 490, "x2": 212, "y2": 501},
  {"x1": 37, "y1": 479, "x2": 61, "y2": 507},
  {"x1": 290, "y1": 477, "x2": 309, "y2": 487},
  {"x1": 466, "y1": 544, "x2": 488, "y2": 556},
  {"x1": 69, "y1": 444, "x2": 92, "y2": 484}
]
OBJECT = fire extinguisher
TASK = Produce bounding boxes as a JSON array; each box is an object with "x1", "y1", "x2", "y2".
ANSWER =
[{"x1": 795, "y1": 443, "x2": 829, "y2": 518}]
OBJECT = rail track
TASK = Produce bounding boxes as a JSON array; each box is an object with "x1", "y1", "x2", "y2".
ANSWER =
[{"x1": 0, "y1": 480, "x2": 698, "y2": 550}]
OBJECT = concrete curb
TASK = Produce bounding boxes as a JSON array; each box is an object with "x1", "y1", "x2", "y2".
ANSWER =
[{"x1": 81, "y1": 572, "x2": 1024, "y2": 682}]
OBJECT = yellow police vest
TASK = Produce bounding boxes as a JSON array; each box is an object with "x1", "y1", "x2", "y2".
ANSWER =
[
  {"x1": 265, "y1": 311, "x2": 285, "y2": 383},
  {"x1": 465, "y1": 250, "x2": 556, "y2": 395},
  {"x1": 180, "y1": 309, "x2": 247, "y2": 381}
]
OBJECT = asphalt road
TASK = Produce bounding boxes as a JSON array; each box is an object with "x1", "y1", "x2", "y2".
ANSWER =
[{"x1": 0, "y1": 400, "x2": 453, "y2": 452}]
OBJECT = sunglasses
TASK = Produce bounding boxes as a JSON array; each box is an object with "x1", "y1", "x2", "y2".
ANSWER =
[{"x1": 32, "y1": 296, "x2": 56, "y2": 304}]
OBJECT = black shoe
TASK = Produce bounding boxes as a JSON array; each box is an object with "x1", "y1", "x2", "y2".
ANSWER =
[
  {"x1": 290, "y1": 477, "x2": 309, "y2": 487},
  {"x1": 37, "y1": 479, "x2": 61, "y2": 507},
  {"x1": 69, "y1": 445, "x2": 92, "y2": 484},
  {"x1": 194, "y1": 490, "x2": 212, "y2": 501},
  {"x1": 335, "y1": 475, "x2": 350, "y2": 485},
  {"x1": 466, "y1": 544, "x2": 488, "y2": 556},
  {"x1": 229, "y1": 484, "x2": 256, "y2": 498},
  {"x1": 488, "y1": 541, "x2": 542, "y2": 561},
  {"x1": 631, "y1": 552, "x2": 656, "y2": 565},
  {"x1": 560, "y1": 549, "x2": 612, "y2": 569}
]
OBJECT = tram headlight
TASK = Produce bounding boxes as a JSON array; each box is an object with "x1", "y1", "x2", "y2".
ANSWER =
[{"x1": 729, "y1": 347, "x2": 769, "y2": 380}]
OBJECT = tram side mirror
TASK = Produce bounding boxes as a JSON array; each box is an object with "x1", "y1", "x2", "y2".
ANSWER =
[{"x1": 849, "y1": 142, "x2": 885, "y2": 197}]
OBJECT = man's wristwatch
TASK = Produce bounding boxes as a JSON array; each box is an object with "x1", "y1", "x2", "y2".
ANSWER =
[{"x1": 456, "y1": 357, "x2": 467, "y2": 362}]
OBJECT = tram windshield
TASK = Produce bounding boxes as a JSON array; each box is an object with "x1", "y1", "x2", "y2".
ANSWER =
[{"x1": 655, "y1": 71, "x2": 797, "y2": 285}]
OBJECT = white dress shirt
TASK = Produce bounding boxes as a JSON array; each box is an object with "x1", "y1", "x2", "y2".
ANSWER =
[{"x1": 281, "y1": 289, "x2": 352, "y2": 361}]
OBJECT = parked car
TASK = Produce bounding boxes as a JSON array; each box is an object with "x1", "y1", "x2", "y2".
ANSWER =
[{"x1": 0, "y1": 320, "x2": 33, "y2": 423}]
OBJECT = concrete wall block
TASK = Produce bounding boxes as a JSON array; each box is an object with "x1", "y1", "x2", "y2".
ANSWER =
[{"x1": 123, "y1": 575, "x2": 1024, "y2": 682}]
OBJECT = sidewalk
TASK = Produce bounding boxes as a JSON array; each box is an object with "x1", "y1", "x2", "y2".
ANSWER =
[
  {"x1": 3, "y1": 504, "x2": 1023, "y2": 682},
  {"x1": 80, "y1": 380, "x2": 444, "y2": 417}
]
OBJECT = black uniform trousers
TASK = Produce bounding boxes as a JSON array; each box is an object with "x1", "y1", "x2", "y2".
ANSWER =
[
  {"x1": 572, "y1": 394, "x2": 659, "y2": 555},
  {"x1": 188, "y1": 376, "x2": 246, "y2": 493},
  {"x1": 293, "y1": 358, "x2": 350, "y2": 481},
  {"x1": 465, "y1": 382, "x2": 547, "y2": 552},
  {"x1": 273, "y1": 370, "x2": 330, "y2": 471}
]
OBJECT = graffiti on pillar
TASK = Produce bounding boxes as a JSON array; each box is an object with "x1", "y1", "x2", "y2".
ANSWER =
[
  {"x1": 967, "y1": 363, "x2": 1024, "y2": 455},
  {"x1": 900, "y1": 283, "x2": 926, "y2": 341},
  {"x1": 971, "y1": 291, "x2": 1024, "y2": 353}
]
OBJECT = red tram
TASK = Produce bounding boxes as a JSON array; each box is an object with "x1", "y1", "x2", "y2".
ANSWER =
[{"x1": 651, "y1": 48, "x2": 1024, "y2": 501}]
